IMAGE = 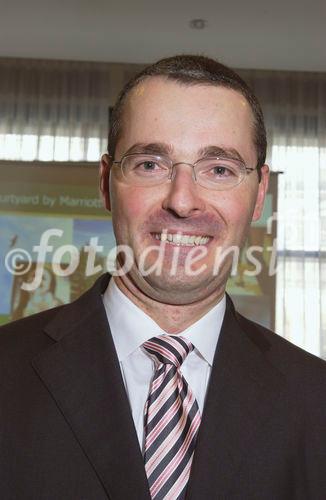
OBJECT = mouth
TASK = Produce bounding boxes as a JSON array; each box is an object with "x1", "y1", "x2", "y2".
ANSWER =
[{"x1": 151, "y1": 231, "x2": 211, "y2": 247}]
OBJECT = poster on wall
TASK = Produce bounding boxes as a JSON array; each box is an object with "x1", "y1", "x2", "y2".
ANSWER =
[{"x1": 0, "y1": 161, "x2": 115, "y2": 326}]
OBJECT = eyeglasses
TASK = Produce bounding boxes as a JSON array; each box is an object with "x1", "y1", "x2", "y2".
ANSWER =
[{"x1": 112, "y1": 153, "x2": 256, "y2": 191}]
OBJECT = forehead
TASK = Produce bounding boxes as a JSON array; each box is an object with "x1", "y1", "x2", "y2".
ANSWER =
[
  {"x1": 126, "y1": 76, "x2": 250, "y2": 112},
  {"x1": 118, "y1": 77, "x2": 256, "y2": 162},
  {"x1": 126, "y1": 76, "x2": 252, "y2": 116}
]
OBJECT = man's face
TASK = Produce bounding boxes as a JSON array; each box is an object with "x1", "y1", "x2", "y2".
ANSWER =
[{"x1": 103, "y1": 77, "x2": 269, "y2": 305}]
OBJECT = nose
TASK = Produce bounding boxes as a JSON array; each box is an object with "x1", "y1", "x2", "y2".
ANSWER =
[{"x1": 162, "y1": 163, "x2": 205, "y2": 218}]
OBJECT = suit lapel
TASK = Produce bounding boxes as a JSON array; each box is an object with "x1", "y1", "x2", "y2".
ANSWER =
[
  {"x1": 186, "y1": 297, "x2": 284, "y2": 499},
  {"x1": 32, "y1": 274, "x2": 151, "y2": 500}
]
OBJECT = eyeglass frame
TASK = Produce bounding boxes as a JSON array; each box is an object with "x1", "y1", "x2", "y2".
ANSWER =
[{"x1": 111, "y1": 152, "x2": 257, "y2": 191}]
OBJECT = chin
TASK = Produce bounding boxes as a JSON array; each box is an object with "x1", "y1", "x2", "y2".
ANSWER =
[{"x1": 139, "y1": 270, "x2": 220, "y2": 305}]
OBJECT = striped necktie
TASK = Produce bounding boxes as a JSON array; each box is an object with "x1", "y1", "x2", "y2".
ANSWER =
[{"x1": 142, "y1": 335, "x2": 201, "y2": 500}]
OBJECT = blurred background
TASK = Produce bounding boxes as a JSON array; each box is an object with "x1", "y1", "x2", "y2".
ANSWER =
[{"x1": 0, "y1": 0, "x2": 325, "y2": 358}]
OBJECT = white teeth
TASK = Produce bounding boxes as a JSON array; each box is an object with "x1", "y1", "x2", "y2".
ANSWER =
[
  {"x1": 172, "y1": 234, "x2": 182, "y2": 244},
  {"x1": 153, "y1": 233, "x2": 210, "y2": 246}
]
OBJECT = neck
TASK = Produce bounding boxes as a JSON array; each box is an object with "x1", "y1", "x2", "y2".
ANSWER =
[{"x1": 113, "y1": 275, "x2": 225, "y2": 334}]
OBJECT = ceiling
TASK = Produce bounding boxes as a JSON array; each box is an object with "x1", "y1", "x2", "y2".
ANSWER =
[{"x1": 1, "y1": 0, "x2": 325, "y2": 72}]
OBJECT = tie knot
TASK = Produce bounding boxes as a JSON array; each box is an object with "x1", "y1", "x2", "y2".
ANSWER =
[{"x1": 143, "y1": 335, "x2": 194, "y2": 368}]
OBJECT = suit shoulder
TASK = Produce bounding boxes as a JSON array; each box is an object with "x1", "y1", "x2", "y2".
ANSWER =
[
  {"x1": 236, "y1": 311, "x2": 326, "y2": 378},
  {"x1": 0, "y1": 306, "x2": 64, "y2": 356}
]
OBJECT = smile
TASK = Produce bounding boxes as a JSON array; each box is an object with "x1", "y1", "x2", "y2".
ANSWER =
[{"x1": 152, "y1": 232, "x2": 211, "y2": 246}]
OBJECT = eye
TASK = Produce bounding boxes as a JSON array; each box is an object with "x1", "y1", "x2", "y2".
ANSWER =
[
  {"x1": 132, "y1": 160, "x2": 163, "y2": 176},
  {"x1": 138, "y1": 160, "x2": 159, "y2": 172},
  {"x1": 127, "y1": 156, "x2": 169, "y2": 178},
  {"x1": 196, "y1": 158, "x2": 243, "y2": 186},
  {"x1": 211, "y1": 165, "x2": 234, "y2": 177},
  {"x1": 207, "y1": 162, "x2": 238, "y2": 179}
]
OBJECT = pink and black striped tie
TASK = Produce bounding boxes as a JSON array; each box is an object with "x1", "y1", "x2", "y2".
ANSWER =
[{"x1": 142, "y1": 335, "x2": 201, "y2": 500}]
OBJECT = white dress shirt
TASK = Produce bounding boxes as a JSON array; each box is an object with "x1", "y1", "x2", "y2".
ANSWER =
[{"x1": 102, "y1": 278, "x2": 226, "y2": 452}]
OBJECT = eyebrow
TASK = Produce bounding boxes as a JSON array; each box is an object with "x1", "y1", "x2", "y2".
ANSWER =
[
  {"x1": 123, "y1": 142, "x2": 245, "y2": 164},
  {"x1": 124, "y1": 142, "x2": 173, "y2": 156},
  {"x1": 198, "y1": 146, "x2": 245, "y2": 164}
]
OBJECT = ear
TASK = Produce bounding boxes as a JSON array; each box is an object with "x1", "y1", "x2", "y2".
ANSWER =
[
  {"x1": 100, "y1": 154, "x2": 112, "y2": 211},
  {"x1": 252, "y1": 164, "x2": 269, "y2": 222}
]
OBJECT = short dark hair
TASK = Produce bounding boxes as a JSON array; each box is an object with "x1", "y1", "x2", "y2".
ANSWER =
[{"x1": 108, "y1": 55, "x2": 266, "y2": 177}]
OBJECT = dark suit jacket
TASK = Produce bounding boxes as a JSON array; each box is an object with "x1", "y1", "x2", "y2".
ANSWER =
[{"x1": 1, "y1": 273, "x2": 326, "y2": 500}]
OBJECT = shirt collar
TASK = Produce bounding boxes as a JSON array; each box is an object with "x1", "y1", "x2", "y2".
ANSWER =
[{"x1": 103, "y1": 277, "x2": 226, "y2": 366}]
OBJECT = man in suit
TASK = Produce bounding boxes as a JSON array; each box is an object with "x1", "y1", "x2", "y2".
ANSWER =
[{"x1": 1, "y1": 55, "x2": 326, "y2": 499}]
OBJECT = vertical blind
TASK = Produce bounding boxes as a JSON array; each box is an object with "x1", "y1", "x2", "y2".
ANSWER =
[
  {"x1": 241, "y1": 68, "x2": 326, "y2": 357},
  {"x1": 0, "y1": 58, "x2": 143, "y2": 161}
]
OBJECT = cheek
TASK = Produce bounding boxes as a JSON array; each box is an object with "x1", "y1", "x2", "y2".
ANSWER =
[
  {"x1": 111, "y1": 185, "x2": 154, "y2": 232},
  {"x1": 211, "y1": 191, "x2": 256, "y2": 233}
]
